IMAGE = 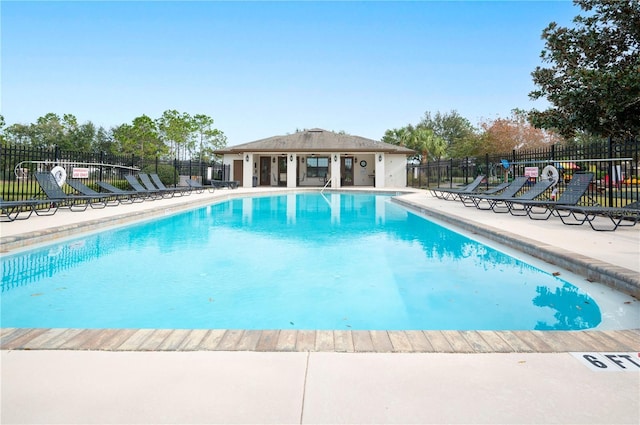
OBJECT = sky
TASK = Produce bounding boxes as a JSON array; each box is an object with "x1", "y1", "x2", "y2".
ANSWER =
[{"x1": 1, "y1": 0, "x2": 580, "y2": 146}]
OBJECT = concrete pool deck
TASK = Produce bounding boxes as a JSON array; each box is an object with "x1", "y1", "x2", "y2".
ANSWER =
[{"x1": 1, "y1": 186, "x2": 639, "y2": 424}]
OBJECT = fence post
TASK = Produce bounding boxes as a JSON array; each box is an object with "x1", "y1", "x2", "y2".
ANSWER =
[
  {"x1": 99, "y1": 151, "x2": 104, "y2": 182},
  {"x1": 426, "y1": 161, "x2": 430, "y2": 187},
  {"x1": 174, "y1": 158, "x2": 178, "y2": 185},
  {"x1": 484, "y1": 154, "x2": 489, "y2": 183},
  {"x1": 608, "y1": 136, "x2": 613, "y2": 207}
]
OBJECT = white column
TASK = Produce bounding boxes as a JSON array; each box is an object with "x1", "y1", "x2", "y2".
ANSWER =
[
  {"x1": 287, "y1": 154, "x2": 297, "y2": 188},
  {"x1": 242, "y1": 197, "x2": 253, "y2": 224},
  {"x1": 375, "y1": 194, "x2": 386, "y2": 224},
  {"x1": 330, "y1": 192, "x2": 340, "y2": 224},
  {"x1": 286, "y1": 193, "x2": 297, "y2": 224},
  {"x1": 375, "y1": 153, "x2": 385, "y2": 188},
  {"x1": 243, "y1": 153, "x2": 254, "y2": 188},
  {"x1": 331, "y1": 153, "x2": 341, "y2": 188}
]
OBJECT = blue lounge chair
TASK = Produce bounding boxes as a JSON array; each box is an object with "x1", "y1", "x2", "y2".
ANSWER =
[
  {"x1": 505, "y1": 173, "x2": 594, "y2": 219},
  {"x1": 429, "y1": 175, "x2": 485, "y2": 201}
]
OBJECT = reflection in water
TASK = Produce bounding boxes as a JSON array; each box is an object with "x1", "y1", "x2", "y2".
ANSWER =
[
  {"x1": 2, "y1": 207, "x2": 215, "y2": 293},
  {"x1": 533, "y1": 284, "x2": 600, "y2": 330},
  {"x1": 1, "y1": 193, "x2": 602, "y2": 330}
]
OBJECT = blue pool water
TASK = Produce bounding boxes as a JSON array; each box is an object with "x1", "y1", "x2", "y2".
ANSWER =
[{"x1": 1, "y1": 192, "x2": 601, "y2": 330}]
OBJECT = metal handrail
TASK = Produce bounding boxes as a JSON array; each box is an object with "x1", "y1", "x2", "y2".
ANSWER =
[{"x1": 320, "y1": 177, "x2": 331, "y2": 193}]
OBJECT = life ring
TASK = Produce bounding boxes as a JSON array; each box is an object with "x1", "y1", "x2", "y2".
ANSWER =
[
  {"x1": 541, "y1": 165, "x2": 559, "y2": 186},
  {"x1": 51, "y1": 166, "x2": 67, "y2": 187}
]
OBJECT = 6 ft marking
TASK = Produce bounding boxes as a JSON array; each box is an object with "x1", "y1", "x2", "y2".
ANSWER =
[{"x1": 572, "y1": 352, "x2": 640, "y2": 372}]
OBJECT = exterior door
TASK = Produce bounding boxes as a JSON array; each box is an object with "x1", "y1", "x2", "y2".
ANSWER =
[
  {"x1": 260, "y1": 157, "x2": 271, "y2": 186},
  {"x1": 341, "y1": 157, "x2": 354, "y2": 186},
  {"x1": 233, "y1": 160, "x2": 243, "y2": 186},
  {"x1": 278, "y1": 157, "x2": 287, "y2": 186}
]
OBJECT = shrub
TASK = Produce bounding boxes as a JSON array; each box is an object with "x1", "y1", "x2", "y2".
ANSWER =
[{"x1": 141, "y1": 164, "x2": 177, "y2": 185}]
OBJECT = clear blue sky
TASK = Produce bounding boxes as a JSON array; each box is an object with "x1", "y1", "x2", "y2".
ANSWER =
[{"x1": 2, "y1": 1, "x2": 579, "y2": 146}]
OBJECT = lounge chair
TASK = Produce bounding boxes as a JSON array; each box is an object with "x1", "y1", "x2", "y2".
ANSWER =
[
  {"x1": 96, "y1": 181, "x2": 145, "y2": 203},
  {"x1": 149, "y1": 173, "x2": 191, "y2": 196},
  {"x1": 456, "y1": 181, "x2": 511, "y2": 206},
  {"x1": 460, "y1": 176, "x2": 530, "y2": 209},
  {"x1": 185, "y1": 178, "x2": 215, "y2": 193},
  {"x1": 0, "y1": 196, "x2": 56, "y2": 222},
  {"x1": 504, "y1": 173, "x2": 594, "y2": 219},
  {"x1": 66, "y1": 179, "x2": 123, "y2": 206},
  {"x1": 124, "y1": 175, "x2": 163, "y2": 200},
  {"x1": 210, "y1": 180, "x2": 240, "y2": 189},
  {"x1": 465, "y1": 178, "x2": 554, "y2": 213},
  {"x1": 34, "y1": 172, "x2": 106, "y2": 211},
  {"x1": 429, "y1": 175, "x2": 485, "y2": 201},
  {"x1": 138, "y1": 173, "x2": 182, "y2": 198},
  {"x1": 458, "y1": 177, "x2": 528, "y2": 209},
  {"x1": 555, "y1": 201, "x2": 640, "y2": 231}
]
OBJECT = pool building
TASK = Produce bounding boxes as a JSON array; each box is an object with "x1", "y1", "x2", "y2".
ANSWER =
[{"x1": 214, "y1": 128, "x2": 416, "y2": 189}]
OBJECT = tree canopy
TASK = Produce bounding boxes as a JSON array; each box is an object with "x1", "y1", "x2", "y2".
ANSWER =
[
  {"x1": 479, "y1": 109, "x2": 563, "y2": 154},
  {"x1": 529, "y1": 0, "x2": 640, "y2": 139},
  {"x1": 1, "y1": 111, "x2": 227, "y2": 161}
]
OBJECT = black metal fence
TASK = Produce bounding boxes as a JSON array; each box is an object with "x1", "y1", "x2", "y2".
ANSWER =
[
  {"x1": 0, "y1": 144, "x2": 229, "y2": 201},
  {"x1": 407, "y1": 138, "x2": 639, "y2": 207},
  {"x1": 3, "y1": 140, "x2": 638, "y2": 207}
]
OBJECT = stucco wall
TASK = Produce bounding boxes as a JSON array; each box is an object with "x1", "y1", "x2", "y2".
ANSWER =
[
  {"x1": 224, "y1": 153, "x2": 408, "y2": 188},
  {"x1": 384, "y1": 155, "x2": 408, "y2": 187}
]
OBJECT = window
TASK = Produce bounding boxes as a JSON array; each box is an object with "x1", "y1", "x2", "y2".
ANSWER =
[{"x1": 306, "y1": 157, "x2": 329, "y2": 178}]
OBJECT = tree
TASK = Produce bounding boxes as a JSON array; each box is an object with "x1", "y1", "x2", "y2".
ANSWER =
[
  {"x1": 420, "y1": 110, "x2": 478, "y2": 157},
  {"x1": 61, "y1": 114, "x2": 96, "y2": 152},
  {"x1": 191, "y1": 114, "x2": 227, "y2": 161},
  {"x1": 410, "y1": 126, "x2": 447, "y2": 164},
  {"x1": 479, "y1": 109, "x2": 563, "y2": 154},
  {"x1": 157, "y1": 110, "x2": 194, "y2": 160},
  {"x1": 92, "y1": 126, "x2": 116, "y2": 154},
  {"x1": 529, "y1": 0, "x2": 640, "y2": 139},
  {"x1": 4, "y1": 123, "x2": 33, "y2": 145},
  {"x1": 112, "y1": 115, "x2": 165, "y2": 159},
  {"x1": 383, "y1": 125, "x2": 446, "y2": 163},
  {"x1": 381, "y1": 127, "x2": 410, "y2": 146},
  {"x1": 0, "y1": 115, "x2": 5, "y2": 146},
  {"x1": 31, "y1": 113, "x2": 66, "y2": 148}
]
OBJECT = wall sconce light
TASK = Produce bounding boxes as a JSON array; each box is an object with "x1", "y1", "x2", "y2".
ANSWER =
[
  {"x1": 289, "y1": 154, "x2": 293, "y2": 162},
  {"x1": 245, "y1": 154, "x2": 249, "y2": 162},
  {"x1": 272, "y1": 157, "x2": 276, "y2": 163},
  {"x1": 378, "y1": 154, "x2": 383, "y2": 162},
  {"x1": 334, "y1": 155, "x2": 337, "y2": 162}
]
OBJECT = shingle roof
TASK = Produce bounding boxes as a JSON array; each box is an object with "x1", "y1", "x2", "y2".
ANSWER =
[{"x1": 215, "y1": 128, "x2": 415, "y2": 155}]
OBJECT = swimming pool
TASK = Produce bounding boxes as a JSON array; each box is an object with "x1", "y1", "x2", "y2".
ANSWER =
[{"x1": 0, "y1": 192, "x2": 619, "y2": 331}]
